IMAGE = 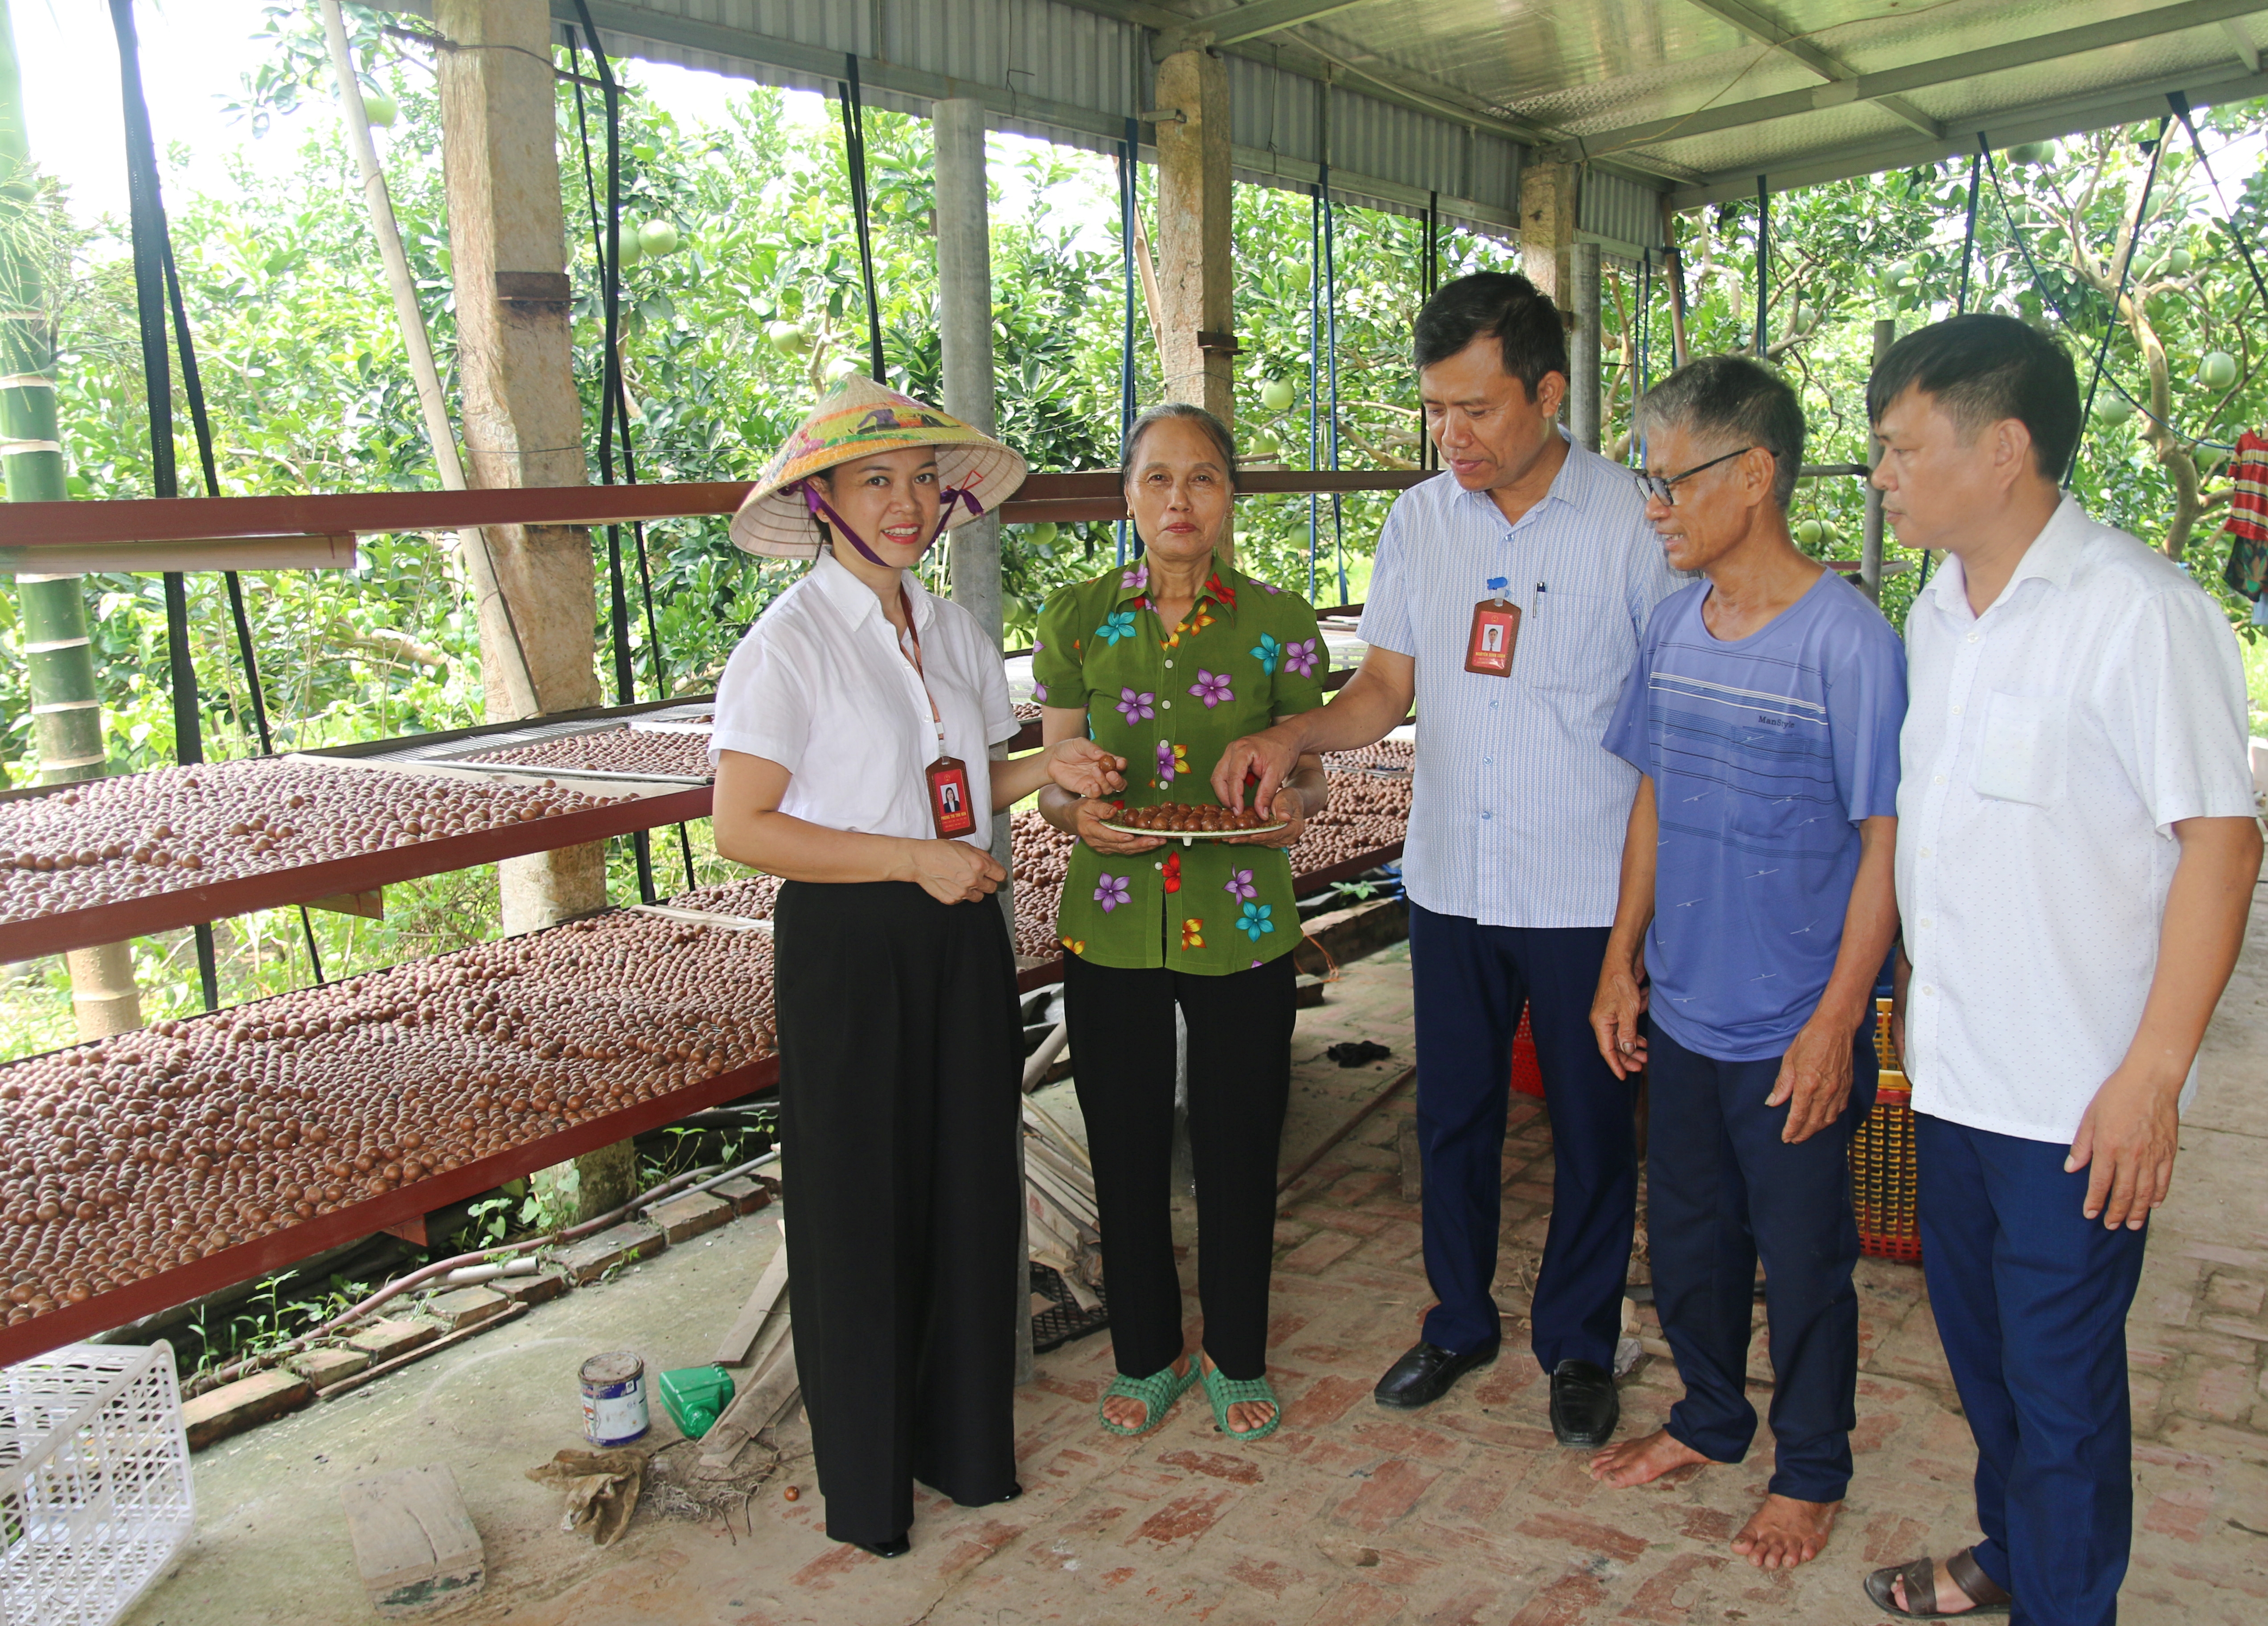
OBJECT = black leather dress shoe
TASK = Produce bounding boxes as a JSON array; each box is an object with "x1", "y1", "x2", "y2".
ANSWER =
[
  {"x1": 1373, "y1": 1336, "x2": 1501, "y2": 1409},
  {"x1": 1549, "y1": 1358, "x2": 1619, "y2": 1448},
  {"x1": 841, "y1": 1532, "x2": 911, "y2": 1559}
]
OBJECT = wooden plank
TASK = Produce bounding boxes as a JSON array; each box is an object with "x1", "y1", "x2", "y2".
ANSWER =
[
  {"x1": 340, "y1": 1463, "x2": 485, "y2": 1618},
  {"x1": 308, "y1": 887, "x2": 385, "y2": 920},
  {"x1": 713, "y1": 1232, "x2": 789, "y2": 1366},
  {"x1": 700, "y1": 1330, "x2": 799, "y2": 1467}
]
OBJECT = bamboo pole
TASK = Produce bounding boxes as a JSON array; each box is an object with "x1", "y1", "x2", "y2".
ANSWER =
[
  {"x1": 316, "y1": 0, "x2": 538, "y2": 719},
  {"x1": 0, "y1": 0, "x2": 140, "y2": 1036}
]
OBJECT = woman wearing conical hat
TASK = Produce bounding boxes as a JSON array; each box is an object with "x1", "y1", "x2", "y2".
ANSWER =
[{"x1": 712, "y1": 377, "x2": 1125, "y2": 1558}]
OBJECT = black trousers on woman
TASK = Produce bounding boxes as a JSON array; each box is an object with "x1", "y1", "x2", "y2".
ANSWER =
[
  {"x1": 773, "y1": 881, "x2": 1023, "y2": 1547},
  {"x1": 1063, "y1": 950, "x2": 1296, "y2": 1382}
]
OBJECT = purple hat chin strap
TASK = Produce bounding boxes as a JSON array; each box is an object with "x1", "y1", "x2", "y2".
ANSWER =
[{"x1": 801, "y1": 479, "x2": 982, "y2": 569}]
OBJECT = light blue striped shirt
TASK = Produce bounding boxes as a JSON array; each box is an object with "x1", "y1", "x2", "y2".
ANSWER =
[{"x1": 1360, "y1": 435, "x2": 1683, "y2": 928}]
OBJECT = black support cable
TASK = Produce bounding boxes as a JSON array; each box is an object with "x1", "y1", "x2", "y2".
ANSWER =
[
  {"x1": 1753, "y1": 174, "x2": 1768, "y2": 359},
  {"x1": 1421, "y1": 191, "x2": 1439, "y2": 473},
  {"x1": 566, "y1": 10, "x2": 680, "y2": 900},
  {"x1": 1116, "y1": 117, "x2": 1138, "y2": 566},
  {"x1": 160, "y1": 237, "x2": 325, "y2": 984},
  {"x1": 837, "y1": 54, "x2": 886, "y2": 383},
  {"x1": 1982, "y1": 144, "x2": 2234, "y2": 452},
  {"x1": 2168, "y1": 91, "x2": 2268, "y2": 321},
  {"x1": 2070, "y1": 116, "x2": 2170, "y2": 488},
  {"x1": 1956, "y1": 143, "x2": 1984, "y2": 315},
  {"x1": 111, "y1": 0, "x2": 218, "y2": 1010}
]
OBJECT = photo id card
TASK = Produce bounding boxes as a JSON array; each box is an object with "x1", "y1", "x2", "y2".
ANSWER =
[
  {"x1": 1464, "y1": 599, "x2": 1521, "y2": 676},
  {"x1": 926, "y1": 756, "x2": 978, "y2": 838}
]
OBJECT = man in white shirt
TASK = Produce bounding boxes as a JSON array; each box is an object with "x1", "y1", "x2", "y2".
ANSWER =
[
  {"x1": 1216, "y1": 273, "x2": 1681, "y2": 1446},
  {"x1": 1860, "y1": 315, "x2": 2260, "y2": 1625}
]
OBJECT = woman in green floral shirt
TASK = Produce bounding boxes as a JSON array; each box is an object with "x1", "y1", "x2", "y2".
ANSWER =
[{"x1": 1033, "y1": 404, "x2": 1330, "y2": 1442}]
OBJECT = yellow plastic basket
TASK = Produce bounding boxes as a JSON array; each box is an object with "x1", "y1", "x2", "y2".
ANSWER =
[{"x1": 1851, "y1": 999, "x2": 1922, "y2": 1263}]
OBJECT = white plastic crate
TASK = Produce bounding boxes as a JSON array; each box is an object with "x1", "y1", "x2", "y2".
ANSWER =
[{"x1": 0, "y1": 1342, "x2": 193, "y2": 1626}]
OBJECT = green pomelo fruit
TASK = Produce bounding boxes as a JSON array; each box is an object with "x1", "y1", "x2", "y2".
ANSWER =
[
  {"x1": 823, "y1": 354, "x2": 861, "y2": 383},
  {"x1": 2095, "y1": 395, "x2": 2135, "y2": 427},
  {"x1": 766, "y1": 320, "x2": 807, "y2": 356},
  {"x1": 359, "y1": 90, "x2": 398, "y2": 129},
  {"x1": 2006, "y1": 141, "x2": 2049, "y2": 165},
  {"x1": 638, "y1": 220, "x2": 682, "y2": 256},
  {"x1": 2161, "y1": 247, "x2": 2194, "y2": 277},
  {"x1": 1260, "y1": 379, "x2": 1297, "y2": 412},
  {"x1": 1028, "y1": 521, "x2": 1059, "y2": 546},
  {"x1": 2199, "y1": 350, "x2": 2238, "y2": 390}
]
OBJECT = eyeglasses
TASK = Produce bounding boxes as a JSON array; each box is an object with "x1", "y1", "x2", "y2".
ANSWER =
[{"x1": 1632, "y1": 446, "x2": 1763, "y2": 506}]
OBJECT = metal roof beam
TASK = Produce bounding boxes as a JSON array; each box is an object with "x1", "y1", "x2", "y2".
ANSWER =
[
  {"x1": 1677, "y1": 0, "x2": 1940, "y2": 137},
  {"x1": 2224, "y1": 16, "x2": 2263, "y2": 70},
  {"x1": 1162, "y1": 0, "x2": 1381, "y2": 52},
  {"x1": 1665, "y1": 60, "x2": 2268, "y2": 208},
  {"x1": 1544, "y1": 0, "x2": 2264, "y2": 165}
]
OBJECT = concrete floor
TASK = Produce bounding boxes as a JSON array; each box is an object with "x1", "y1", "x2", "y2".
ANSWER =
[{"x1": 121, "y1": 892, "x2": 2268, "y2": 1625}]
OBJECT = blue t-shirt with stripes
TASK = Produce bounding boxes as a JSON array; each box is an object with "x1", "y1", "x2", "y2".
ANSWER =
[{"x1": 1604, "y1": 570, "x2": 1907, "y2": 1062}]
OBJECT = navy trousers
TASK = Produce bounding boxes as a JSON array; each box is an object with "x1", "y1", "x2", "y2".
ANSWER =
[
  {"x1": 1917, "y1": 1115, "x2": 2150, "y2": 1626},
  {"x1": 1645, "y1": 1018, "x2": 1876, "y2": 1502},
  {"x1": 1408, "y1": 903, "x2": 1636, "y2": 1368}
]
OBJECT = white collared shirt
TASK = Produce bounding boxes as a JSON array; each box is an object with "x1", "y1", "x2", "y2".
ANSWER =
[
  {"x1": 1897, "y1": 497, "x2": 2255, "y2": 1143},
  {"x1": 710, "y1": 550, "x2": 1017, "y2": 846},
  {"x1": 1359, "y1": 434, "x2": 1684, "y2": 927}
]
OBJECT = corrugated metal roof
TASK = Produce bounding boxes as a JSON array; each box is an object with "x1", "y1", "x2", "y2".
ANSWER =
[{"x1": 516, "y1": 0, "x2": 2263, "y2": 228}]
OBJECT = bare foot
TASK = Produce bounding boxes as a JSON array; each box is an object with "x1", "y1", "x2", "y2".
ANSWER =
[
  {"x1": 1890, "y1": 1553, "x2": 1987, "y2": 1614},
  {"x1": 1730, "y1": 1493, "x2": 1839, "y2": 1570},
  {"x1": 1200, "y1": 1353, "x2": 1276, "y2": 1434},
  {"x1": 1102, "y1": 1355, "x2": 1192, "y2": 1432},
  {"x1": 1588, "y1": 1427, "x2": 1709, "y2": 1487}
]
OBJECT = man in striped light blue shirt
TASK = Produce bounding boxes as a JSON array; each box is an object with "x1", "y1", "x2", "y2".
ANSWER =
[{"x1": 1216, "y1": 271, "x2": 1681, "y2": 1445}]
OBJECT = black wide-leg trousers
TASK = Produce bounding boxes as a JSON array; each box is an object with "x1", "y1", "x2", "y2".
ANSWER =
[
  {"x1": 773, "y1": 880, "x2": 1023, "y2": 1546},
  {"x1": 1063, "y1": 950, "x2": 1296, "y2": 1382}
]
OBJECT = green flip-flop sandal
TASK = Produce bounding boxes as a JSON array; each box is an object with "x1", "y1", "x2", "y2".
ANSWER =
[
  {"x1": 1201, "y1": 1362, "x2": 1281, "y2": 1442},
  {"x1": 1098, "y1": 1360, "x2": 1198, "y2": 1437}
]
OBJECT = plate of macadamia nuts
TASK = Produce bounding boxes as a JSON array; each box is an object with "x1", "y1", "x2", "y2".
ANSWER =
[{"x1": 1099, "y1": 802, "x2": 1288, "y2": 844}]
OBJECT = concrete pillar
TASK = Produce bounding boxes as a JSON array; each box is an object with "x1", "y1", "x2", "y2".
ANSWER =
[
  {"x1": 1862, "y1": 317, "x2": 1894, "y2": 604},
  {"x1": 1519, "y1": 161, "x2": 1578, "y2": 306},
  {"x1": 438, "y1": 0, "x2": 619, "y2": 1218},
  {"x1": 935, "y1": 101, "x2": 1001, "y2": 648},
  {"x1": 1153, "y1": 48, "x2": 1234, "y2": 422},
  {"x1": 933, "y1": 99, "x2": 1032, "y2": 1382},
  {"x1": 1569, "y1": 242, "x2": 1602, "y2": 452},
  {"x1": 931, "y1": 101, "x2": 1017, "y2": 927}
]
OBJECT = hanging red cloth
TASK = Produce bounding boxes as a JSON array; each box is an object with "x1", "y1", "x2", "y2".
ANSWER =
[{"x1": 2220, "y1": 429, "x2": 2268, "y2": 602}]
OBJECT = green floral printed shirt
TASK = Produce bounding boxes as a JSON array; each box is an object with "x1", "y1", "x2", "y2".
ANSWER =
[{"x1": 1033, "y1": 559, "x2": 1328, "y2": 974}]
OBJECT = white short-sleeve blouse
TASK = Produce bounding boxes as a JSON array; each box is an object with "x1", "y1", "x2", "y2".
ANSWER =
[{"x1": 710, "y1": 550, "x2": 1018, "y2": 846}]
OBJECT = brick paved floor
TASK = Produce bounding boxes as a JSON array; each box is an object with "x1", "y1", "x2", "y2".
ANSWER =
[{"x1": 129, "y1": 898, "x2": 2268, "y2": 1626}]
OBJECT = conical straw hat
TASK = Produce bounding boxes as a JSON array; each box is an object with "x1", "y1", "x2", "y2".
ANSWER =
[{"x1": 729, "y1": 375, "x2": 1029, "y2": 558}]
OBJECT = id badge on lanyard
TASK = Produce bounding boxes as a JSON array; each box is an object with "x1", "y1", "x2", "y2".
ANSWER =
[
  {"x1": 1465, "y1": 576, "x2": 1520, "y2": 677},
  {"x1": 899, "y1": 586, "x2": 981, "y2": 839}
]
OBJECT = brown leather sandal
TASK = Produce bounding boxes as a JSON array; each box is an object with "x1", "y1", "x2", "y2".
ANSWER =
[{"x1": 1862, "y1": 1548, "x2": 2014, "y2": 1618}]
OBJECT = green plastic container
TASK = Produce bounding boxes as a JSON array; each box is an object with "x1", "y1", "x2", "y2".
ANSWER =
[{"x1": 657, "y1": 1364, "x2": 735, "y2": 1440}]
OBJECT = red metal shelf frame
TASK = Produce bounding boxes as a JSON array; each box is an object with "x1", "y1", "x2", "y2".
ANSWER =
[
  {"x1": 0, "y1": 779, "x2": 715, "y2": 965},
  {"x1": 0, "y1": 469, "x2": 1428, "y2": 553},
  {"x1": 0, "y1": 1051, "x2": 777, "y2": 1369}
]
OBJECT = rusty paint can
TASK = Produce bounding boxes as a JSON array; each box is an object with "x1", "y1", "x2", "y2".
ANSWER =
[{"x1": 579, "y1": 1351, "x2": 648, "y2": 1445}]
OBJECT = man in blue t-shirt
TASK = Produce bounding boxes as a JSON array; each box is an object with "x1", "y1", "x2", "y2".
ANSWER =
[{"x1": 1586, "y1": 357, "x2": 1907, "y2": 1575}]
